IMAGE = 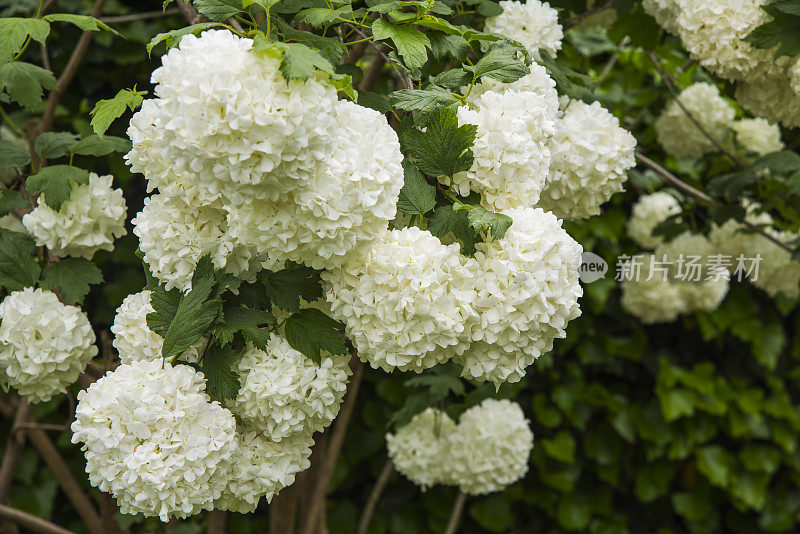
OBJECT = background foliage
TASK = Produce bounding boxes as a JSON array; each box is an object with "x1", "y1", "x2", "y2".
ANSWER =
[{"x1": 2, "y1": 0, "x2": 800, "y2": 533}]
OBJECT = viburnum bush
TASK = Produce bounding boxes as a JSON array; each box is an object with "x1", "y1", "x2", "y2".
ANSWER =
[{"x1": 3, "y1": 0, "x2": 800, "y2": 533}]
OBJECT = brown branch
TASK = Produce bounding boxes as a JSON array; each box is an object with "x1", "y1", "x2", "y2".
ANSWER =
[
  {"x1": 443, "y1": 492, "x2": 467, "y2": 534},
  {"x1": 0, "y1": 401, "x2": 33, "y2": 503},
  {"x1": 646, "y1": 52, "x2": 744, "y2": 168},
  {"x1": 36, "y1": 0, "x2": 107, "y2": 137},
  {"x1": 635, "y1": 152, "x2": 795, "y2": 253},
  {"x1": 297, "y1": 436, "x2": 326, "y2": 534},
  {"x1": 100, "y1": 8, "x2": 181, "y2": 23},
  {"x1": 207, "y1": 510, "x2": 226, "y2": 534},
  {"x1": 0, "y1": 504, "x2": 74, "y2": 534},
  {"x1": 26, "y1": 428, "x2": 104, "y2": 534},
  {"x1": 13, "y1": 423, "x2": 68, "y2": 434},
  {"x1": 175, "y1": 0, "x2": 204, "y2": 24},
  {"x1": 356, "y1": 460, "x2": 393, "y2": 534},
  {"x1": 344, "y1": 41, "x2": 369, "y2": 64},
  {"x1": 347, "y1": 25, "x2": 411, "y2": 89},
  {"x1": 269, "y1": 483, "x2": 300, "y2": 533},
  {"x1": 300, "y1": 358, "x2": 365, "y2": 534},
  {"x1": 358, "y1": 51, "x2": 387, "y2": 92}
]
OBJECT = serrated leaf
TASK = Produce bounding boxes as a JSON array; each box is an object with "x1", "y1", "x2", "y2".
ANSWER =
[
  {"x1": 405, "y1": 371, "x2": 464, "y2": 401},
  {"x1": 262, "y1": 266, "x2": 323, "y2": 312},
  {"x1": 199, "y1": 343, "x2": 241, "y2": 401},
  {"x1": 357, "y1": 91, "x2": 391, "y2": 113},
  {"x1": 192, "y1": 0, "x2": 244, "y2": 21},
  {"x1": 254, "y1": 37, "x2": 334, "y2": 79},
  {"x1": 0, "y1": 230, "x2": 40, "y2": 291},
  {"x1": 272, "y1": 18, "x2": 346, "y2": 64},
  {"x1": 296, "y1": 5, "x2": 351, "y2": 27},
  {"x1": 70, "y1": 134, "x2": 131, "y2": 157},
  {"x1": 539, "y1": 50, "x2": 597, "y2": 103},
  {"x1": 433, "y1": 68, "x2": 471, "y2": 89},
  {"x1": 462, "y1": 205, "x2": 513, "y2": 240},
  {"x1": 745, "y1": 7, "x2": 800, "y2": 58},
  {"x1": 397, "y1": 161, "x2": 435, "y2": 215},
  {"x1": 33, "y1": 132, "x2": 80, "y2": 159},
  {"x1": 90, "y1": 88, "x2": 146, "y2": 136},
  {"x1": 147, "y1": 22, "x2": 218, "y2": 55},
  {"x1": 0, "y1": 189, "x2": 26, "y2": 216},
  {"x1": 39, "y1": 258, "x2": 103, "y2": 304},
  {"x1": 427, "y1": 204, "x2": 479, "y2": 254},
  {"x1": 0, "y1": 18, "x2": 50, "y2": 64},
  {"x1": 0, "y1": 61, "x2": 56, "y2": 109},
  {"x1": 372, "y1": 18, "x2": 430, "y2": 71},
  {"x1": 428, "y1": 33, "x2": 470, "y2": 61},
  {"x1": 0, "y1": 139, "x2": 30, "y2": 169},
  {"x1": 401, "y1": 106, "x2": 476, "y2": 178},
  {"x1": 43, "y1": 13, "x2": 120, "y2": 35},
  {"x1": 466, "y1": 43, "x2": 529, "y2": 83},
  {"x1": 329, "y1": 72, "x2": 356, "y2": 100},
  {"x1": 215, "y1": 306, "x2": 274, "y2": 350},
  {"x1": 285, "y1": 308, "x2": 347, "y2": 365},
  {"x1": 26, "y1": 165, "x2": 90, "y2": 211},
  {"x1": 389, "y1": 86, "x2": 459, "y2": 113}
]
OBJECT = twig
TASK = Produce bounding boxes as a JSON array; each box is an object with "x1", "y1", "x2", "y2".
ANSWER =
[
  {"x1": 175, "y1": 0, "x2": 204, "y2": 24},
  {"x1": 269, "y1": 483, "x2": 300, "y2": 533},
  {"x1": 635, "y1": 152, "x2": 795, "y2": 253},
  {"x1": 358, "y1": 51, "x2": 387, "y2": 92},
  {"x1": 356, "y1": 460, "x2": 393, "y2": 534},
  {"x1": 100, "y1": 8, "x2": 181, "y2": 23},
  {"x1": 297, "y1": 436, "x2": 326, "y2": 534},
  {"x1": 347, "y1": 25, "x2": 411, "y2": 89},
  {"x1": 26, "y1": 428, "x2": 104, "y2": 534},
  {"x1": 344, "y1": 40, "x2": 369, "y2": 64},
  {"x1": 646, "y1": 52, "x2": 744, "y2": 168},
  {"x1": 300, "y1": 358, "x2": 365, "y2": 534},
  {"x1": 207, "y1": 510, "x2": 226, "y2": 534},
  {"x1": 13, "y1": 423, "x2": 68, "y2": 433},
  {"x1": 36, "y1": 0, "x2": 107, "y2": 138},
  {"x1": 596, "y1": 36, "x2": 628, "y2": 84},
  {"x1": 564, "y1": 3, "x2": 612, "y2": 27},
  {"x1": 444, "y1": 492, "x2": 467, "y2": 534},
  {"x1": 0, "y1": 402, "x2": 33, "y2": 503},
  {"x1": 0, "y1": 504, "x2": 73, "y2": 534}
]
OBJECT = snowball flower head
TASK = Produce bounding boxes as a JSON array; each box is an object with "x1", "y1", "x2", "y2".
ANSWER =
[
  {"x1": 643, "y1": 0, "x2": 681, "y2": 34},
  {"x1": 215, "y1": 427, "x2": 313, "y2": 513},
  {"x1": 627, "y1": 191, "x2": 681, "y2": 248},
  {"x1": 0, "y1": 288, "x2": 96, "y2": 403},
  {"x1": 386, "y1": 408, "x2": 457, "y2": 490},
  {"x1": 447, "y1": 399, "x2": 533, "y2": 495},
  {"x1": 226, "y1": 100, "x2": 404, "y2": 270},
  {"x1": 111, "y1": 290, "x2": 204, "y2": 364},
  {"x1": 449, "y1": 89, "x2": 556, "y2": 211},
  {"x1": 323, "y1": 227, "x2": 477, "y2": 373},
  {"x1": 456, "y1": 207, "x2": 582, "y2": 385},
  {"x1": 735, "y1": 72, "x2": 800, "y2": 129},
  {"x1": 484, "y1": 0, "x2": 563, "y2": 60},
  {"x1": 22, "y1": 173, "x2": 126, "y2": 259},
  {"x1": 732, "y1": 117, "x2": 784, "y2": 156},
  {"x1": 654, "y1": 83, "x2": 735, "y2": 158},
  {"x1": 132, "y1": 193, "x2": 261, "y2": 292},
  {"x1": 537, "y1": 100, "x2": 636, "y2": 219},
  {"x1": 231, "y1": 337, "x2": 351, "y2": 441},
  {"x1": 620, "y1": 254, "x2": 685, "y2": 323},
  {"x1": 465, "y1": 63, "x2": 559, "y2": 119},
  {"x1": 674, "y1": 0, "x2": 784, "y2": 82},
  {"x1": 71, "y1": 360, "x2": 237, "y2": 521}
]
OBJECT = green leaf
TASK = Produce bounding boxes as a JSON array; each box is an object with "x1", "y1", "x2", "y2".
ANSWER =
[
  {"x1": 427, "y1": 204, "x2": 479, "y2": 254},
  {"x1": 389, "y1": 86, "x2": 460, "y2": 114},
  {"x1": 33, "y1": 132, "x2": 80, "y2": 159},
  {"x1": 461, "y1": 205, "x2": 513, "y2": 240},
  {"x1": 214, "y1": 306, "x2": 274, "y2": 350},
  {"x1": 696, "y1": 445, "x2": 733, "y2": 488},
  {"x1": 26, "y1": 165, "x2": 90, "y2": 211},
  {"x1": 0, "y1": 230, "x2": 40, "y2": 291},
  {"x1": 284, "y1": 308, "x2": 347, "y2": 365},
  {"x1": 329, "y1": 72, "x2": 356, "y2": 100},
  {"x1": 198, "y1": 343, "x2": 241, "y2": 401},
  {"x1": 372, "y1": 18, "x2": 431, "y2": 71},
  {"x1": 43, "y1": 14, "x2": 120, "y2": 35},
  {"x1": 89, "y1": 88, "x2": 147, "y2": 136},
  {"x1": 469, "y1": 495, "x2": 512, "y2": 533},
  {"x1": 147, "y1": 22, "x2": 218, "y2": 55},
  {"x1": 397, "y1": 161, "x2": 435, "y2": 215},
  {"x1": 541, "y1": 430, "x2": 576, "y2": 463},
  {"x1": 254, "y1": 37, "x2": 334, "y2": 79},
  {"x1": 296, "y1": 6, "x2": 352, "y2": 27},
  {"x1": 272, "y1": 18, "x2": 346, "y2": 64},
  {"x1": 0, "y1": 189, "x2": 26, "y2": 216},
  {"x1": 39, "y1": 258, "x2": 103, "y2": 304},
  {"x1": 192, "y1": 0, "x2": 244, "y2": 21},
  {"x1": 465, "y1": 43, "x2": 529, "y2": 83},
  {"x1": 262, "y1": 265, "x2": 323, "y2": 312},
  {"x1": 427, "y1": 33, "x2": 470, "y2": 62},
  {"x1": 70, "y1": 134, "x2": 131, "y2": 157},
  {"x1": 433, "y1": 68, "x2": 472, "y2": 89},
  {"x1": 405, "y1": 370, "x2": 464, "y2": 401},
  {"x1": 356, "y1": 91, "x2": 391, "y2": 113},
  {"x1": 147, "y1": 256, "x2": 222, "y2": 359},
  {"x1": 745, "y1": 6, "x2": 800, "y2": 58},
  {"x1": 401, "y1": 106, "x2": 476, "y2": 178},
  {"x1": 538, "y1": 50, "x2": 597, "y2": 103},
  {"x1": 0, "y1": 140, "x2": 30, "y2": 169},
  {"x1": 0, "y1": 18, "x2": 50, "y2": 64},
  {"x1": 0, "y1": 61, "x2": 57, "y2": 109}
]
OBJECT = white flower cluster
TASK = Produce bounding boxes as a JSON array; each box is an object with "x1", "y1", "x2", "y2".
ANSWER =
[
  {"x1": 732, "y1": 117, "x2": 784, "y2": 156},
  {"x1": 654, "y1": 83, "x2": 735, "y2": 158},
  {"x1": 327, "y1": 209, "x2": 582, "y2": 385},
  {"x1": 642, "y1": 0, "x2": 680, "y2": 35},
  {"x1": 127, "y1": 30, "x2": 404, "y2": 285},
  {"x1": 484, "y1": 0, "x2": 563, "y2": 60},
  {"x1": 110, "y1": 290, "x2": 204, "y2": 364},
  {"x1": 387, "y1": 399, "x2": 533, "y2": 495},
  {"x1": 386, "y1": 408, "x2": 457, "y2": 490},
  {"x1": 536, "y1": 100, "x2": 637, "y2": 219},
  {"x1": 0, "y1": 288, "x2": 97, "y2": 403},
  {"x1": 620, "y1": 256, "x2": 686, "y2": 324},
  {"x1": 230, "y1": 336, "x2": 351, "y2": 441},
  {"x1": 735, "y1": 73, "x2": 800, "y2": 129},
  {"x1": 71, "y1": 360, "x2": 238, "y2": 521},
  {"x1": 22, "y1": 173, "x2": 126, "y2": 259},
  {"x1": 627, "y1": 191, "x2": 681, "y2": 249}
]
